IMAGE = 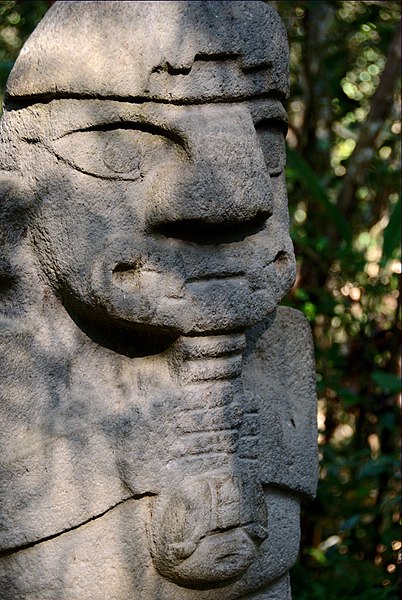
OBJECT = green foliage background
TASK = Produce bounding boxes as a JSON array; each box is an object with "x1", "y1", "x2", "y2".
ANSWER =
[{"x1": 0, "y1": 1, "x2": 400, "y2": 598}]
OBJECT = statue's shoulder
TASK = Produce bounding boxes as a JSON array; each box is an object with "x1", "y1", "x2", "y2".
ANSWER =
[{"x1": 245, "y1": 306, "x2": 314, "y2": 368}]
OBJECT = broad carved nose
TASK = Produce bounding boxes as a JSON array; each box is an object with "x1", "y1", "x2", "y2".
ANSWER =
[
  {"x1": 194, "y1": 128, "x2": 273, "y2": 219},
  {"x1": 146, "y1": 112, "x2": 273, "y2": 242}
]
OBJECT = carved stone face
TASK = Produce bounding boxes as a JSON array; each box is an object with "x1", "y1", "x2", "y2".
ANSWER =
[
  {"x1": 17, "y1": 98, "x2": 294, "y2": 337},
  {"x1": 5, "y1": 0, "x2": 295, "y2": 338}
]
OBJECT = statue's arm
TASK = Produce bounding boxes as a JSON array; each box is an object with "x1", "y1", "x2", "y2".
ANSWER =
[{"x1": 243, "y1": 306, "x2": 318, "y2": 499}]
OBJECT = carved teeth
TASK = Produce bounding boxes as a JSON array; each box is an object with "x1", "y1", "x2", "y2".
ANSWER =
[
  {"x1": 179, "y1": 355, "x2": 243, "y2": 383},
  {"x1": 152, "y1": 333, "x2": 265, "y2": 586},
  {"x1": 173, "y1": 429, "x2": 239, "y2": 457},
  {"x1": 173, "y1": 333, "x2": 246, "y2": 359},
  {"x1": 177, "y1": 404, "x2": 243, "y2": 433},
  {"x1": 169, "y1": 333, "x2": 246, "y2": 384}
]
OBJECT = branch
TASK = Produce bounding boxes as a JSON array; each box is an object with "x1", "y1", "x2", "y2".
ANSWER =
[{"x1": 337, "y1": 23, "x2": 401, "y2": 216}]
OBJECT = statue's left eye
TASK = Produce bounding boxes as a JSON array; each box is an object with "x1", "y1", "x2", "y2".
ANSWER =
[{"x1": 51, "y1": 126, "x2": 179, "y2": 180}]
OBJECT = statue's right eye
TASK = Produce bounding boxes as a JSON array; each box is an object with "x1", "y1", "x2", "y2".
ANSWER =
[{"x1": 50, "y1": 125, "x2": 180, "y2": 180}]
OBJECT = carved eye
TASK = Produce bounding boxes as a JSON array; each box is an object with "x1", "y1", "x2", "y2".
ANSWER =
[
  {"x1": 51, "y1": 126, "x2": 179, "y2": 180},
  {"x1": 255, "y1": 120, "x2": 286, "y2": 176}
]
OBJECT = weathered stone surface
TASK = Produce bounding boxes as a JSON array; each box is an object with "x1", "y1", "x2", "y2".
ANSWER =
[
  {"x1": 0, "y1": 1, "x2": 317, "y2": 598},
  {"x1": 6, "y1": 1, "x2": 289, "y2": 102}
]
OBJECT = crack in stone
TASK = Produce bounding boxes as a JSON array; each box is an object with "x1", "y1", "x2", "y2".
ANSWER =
[{"x1": 0, "y1": 492, "x2": 156, "y2": 559}]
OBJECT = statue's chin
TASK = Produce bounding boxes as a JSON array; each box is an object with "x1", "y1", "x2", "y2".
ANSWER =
[
  {"x1": 53, "y1": 244, "x2": 292, "y2": 357},
  {"x1": 106, "y1": 282, "x2": 276, "y2": 334}
]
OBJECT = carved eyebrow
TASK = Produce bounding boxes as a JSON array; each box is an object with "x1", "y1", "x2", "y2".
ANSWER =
[{"x1": 60, "y1": 120, "x2": 188, "y2": 151}]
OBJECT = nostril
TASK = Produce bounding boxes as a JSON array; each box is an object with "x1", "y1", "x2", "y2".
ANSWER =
[
  {"x1": 151, "y1": 211, "x2": 271, "y2": 245},
  {"x1": 112, "y1": 260, "x2": 142, "y2": 287},
  {"x1": 273, "y1": 250, "x2": 289, "y2": 270}
]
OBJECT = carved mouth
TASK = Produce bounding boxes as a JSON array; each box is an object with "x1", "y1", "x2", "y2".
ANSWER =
[{"x1": 151, "y1": 210, "x2": 271, "y2": 245}]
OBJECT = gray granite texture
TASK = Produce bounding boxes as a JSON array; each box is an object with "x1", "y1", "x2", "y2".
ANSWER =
[{"x1": 0, "y1": 2, "x2": 318, "y2": 598}]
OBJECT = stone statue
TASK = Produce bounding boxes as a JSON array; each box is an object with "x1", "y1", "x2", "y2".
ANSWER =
[{"x1": 0, "y1": 2, "x2": 317, "y2": 598}]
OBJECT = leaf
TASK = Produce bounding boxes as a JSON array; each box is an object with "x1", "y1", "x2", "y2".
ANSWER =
[
  {"x1": 371, "y1": 371, "x2": 401, "y2": 393},
  {"x1": 307, "y1": 547, "x2": 329, "y2": 566},
  {"x1": 286, "y1": 147, "x2": 352, "y2": 242},
  {"x1": 357, "y1": 456, "x2": 396, "y2": 479},
  {"x1": 379, "y1": 410, "x2": 398, "y2": 432},
  {"x1": 338, "y1": 388, "x2": 362, "y2": 407}
]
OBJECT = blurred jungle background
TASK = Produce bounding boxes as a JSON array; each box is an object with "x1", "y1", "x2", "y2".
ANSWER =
[{"x1": 0, "y1": 1, "x2": 400, "y2": 598}]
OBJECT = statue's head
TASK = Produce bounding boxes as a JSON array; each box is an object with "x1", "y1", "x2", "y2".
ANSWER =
[{"x1": 1, "y1": 0, "x2": 295, "y2": 338}]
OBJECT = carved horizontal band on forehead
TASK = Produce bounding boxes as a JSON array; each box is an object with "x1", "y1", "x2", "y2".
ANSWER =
[
  {"x1": 3, "y1": 98, "x2": 288, "y2": 143},
  {"x1": 6, "y1": 0, "x2": 289, "y2": 103}
]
